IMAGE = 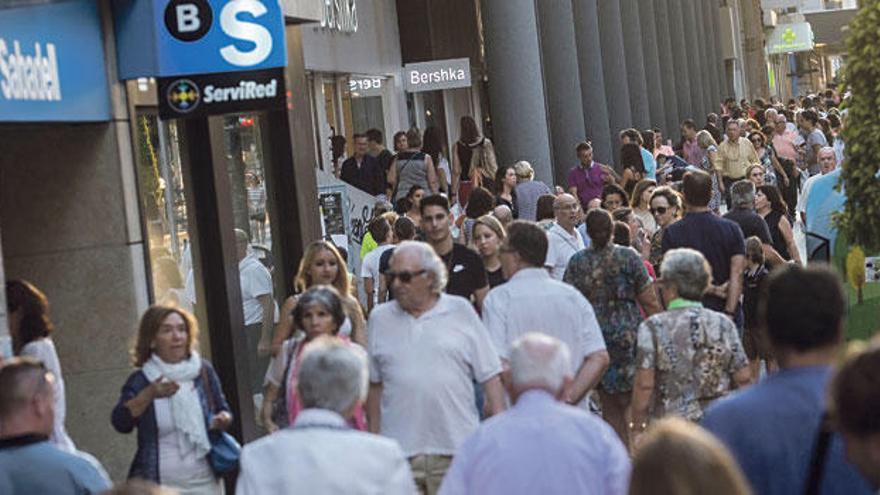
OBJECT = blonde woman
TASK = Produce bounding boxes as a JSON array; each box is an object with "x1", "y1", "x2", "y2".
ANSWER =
[
  {"x1": 630, "y1": 418, "x2": 752, "y2": 495},
  {"x1": 696, "y1": 130, "x2": 723, "y2": 212},
  {"x1": 472, "y1": 215, "x2": 508, "y2": 288},
  {"x1": 271, "y1": 240, "x2": 366, "y2": 353}
]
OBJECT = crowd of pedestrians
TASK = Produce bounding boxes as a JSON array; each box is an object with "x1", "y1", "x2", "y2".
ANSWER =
[{"x1": 1, "y1": 90, "x2": 876, "y2": 495}]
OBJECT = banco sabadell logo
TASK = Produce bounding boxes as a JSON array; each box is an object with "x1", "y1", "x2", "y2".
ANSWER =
[{"x1": 167, "y1": 79, "x2": 200, "y2": 113}]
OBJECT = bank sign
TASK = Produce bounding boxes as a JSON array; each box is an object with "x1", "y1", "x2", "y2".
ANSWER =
[
  {"x1": 0, "y1": 0, "x2": 111, "y2": 122},
  {"x1": 158, "y1": 67, "x2": 285, "y2": 119},
  {"x1": 114, "y1": 0, "x2": 287, "y2": 79}
]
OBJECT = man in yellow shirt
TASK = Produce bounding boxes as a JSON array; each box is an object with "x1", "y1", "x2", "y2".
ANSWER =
[{"x1": 716, "y1": 120, "x2": 759, "y2": 209}]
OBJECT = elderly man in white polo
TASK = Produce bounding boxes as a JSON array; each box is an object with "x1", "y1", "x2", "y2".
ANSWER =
[{"x1": 367, "y1": 241, "x2": 506, "y2": 495}]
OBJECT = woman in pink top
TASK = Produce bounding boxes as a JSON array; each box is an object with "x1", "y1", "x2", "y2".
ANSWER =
[{"x1": 260, "y1": 285, "x2": 367, "y2": 432}]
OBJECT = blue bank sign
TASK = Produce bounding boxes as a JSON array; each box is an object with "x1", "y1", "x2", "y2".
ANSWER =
[
  {"x1": 114, "y1": 0, "x2": 287, "y2": 80},
  {"x1": 0, "y1": 0, "x2": 111, "y2": 122}
]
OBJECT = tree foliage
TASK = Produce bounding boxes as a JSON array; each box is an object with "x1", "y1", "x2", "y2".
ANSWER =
[{"x1": 838, "y1": 0, "x2": 880, "y2": 253}]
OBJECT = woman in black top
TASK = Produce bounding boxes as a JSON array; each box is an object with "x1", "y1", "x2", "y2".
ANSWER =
[
  {"x1": 756, "y1": 185, "x2": 802, "y2": 265},
  {"x1": 472, "y1": 215, "x2": 507, "y2": 288},
  {"x1": 452, "y1": 116, "x2": 498, "y2": 205},
  {"x1": 494, "y1": 163, "x2": 519, "y2": 219}
]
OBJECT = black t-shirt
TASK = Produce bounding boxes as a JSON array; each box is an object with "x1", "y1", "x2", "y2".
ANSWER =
[
  {"x1": 661, "y1": 211, "x2": 745, "y2": 311},
  {"x1": 440, "y1": 243, "x2": 489, "y2": 300},
  {"x1": 376, "y1": 149, "x2": 395, "y2": 176},
  {"x1": 743, "y1": 265, "x2": 769, "y2": 330},
  {"x1": 723, "y1": 209, "x2": 772, "y2": 245},
  {"x1": 486, "y1": 266, "x2": 506, "y2": 288},
  {"x1": 379, "y1": 247, "x2": 395, "y2": 301}
]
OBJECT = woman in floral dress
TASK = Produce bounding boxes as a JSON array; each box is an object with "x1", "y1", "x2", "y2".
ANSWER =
[{"x1": 564, "y1": 209, "x2": 662, "y2": 448}]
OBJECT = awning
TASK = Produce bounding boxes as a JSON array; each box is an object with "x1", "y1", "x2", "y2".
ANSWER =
[{"x1": 804, "y1": 8, "x2": 858, "y2": 47}]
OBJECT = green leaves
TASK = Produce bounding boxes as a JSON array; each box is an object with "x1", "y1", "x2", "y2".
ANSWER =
[{"x1": 837, "y1": 0, "x2": 880, "y2": 253}]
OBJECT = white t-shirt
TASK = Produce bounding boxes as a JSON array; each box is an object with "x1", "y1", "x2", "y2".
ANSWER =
[
  {"x1": 368, "y1": 294, "x2": 502, "y2": 457},
  {"x1": 239, "y1": 254, "x2": 279, "y2": 325},
  {"x1": 360, "y1": 244, "x2": 395, "y2": 304},
  {"x1": 545, "y1": 223, "x2": 585, "y2": 280},
  {"x1": 155, "y1": 398, "x2": 216, "y2": 489},
  {"x1": 20, "y1": 338, "x2": 76, "y2": 452}
]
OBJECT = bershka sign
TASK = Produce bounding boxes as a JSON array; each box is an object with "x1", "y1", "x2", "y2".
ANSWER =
[
  {"x1": 403, "y1": 58, "x2": 471, "y2": 93},
  {"x1": 158, "y1": 67, "x2": 285, "y2": 119}
]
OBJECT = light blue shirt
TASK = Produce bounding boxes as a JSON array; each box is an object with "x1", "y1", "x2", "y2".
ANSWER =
[
  {"x1": 439, "y1": 390, "x2": 630, "y2": 495},
  {"x1": 805, "y1": 168, "x2": 845, "y2": 257},
  {"x1": 641, "y1": 147, "x2": 657, "y2": 180},
  {"x1": 0, "y1": 437, "x2": 110, "y2": 495},
  {"x1": 703, "y1": 366, "x2": 874, "y2": 495}
]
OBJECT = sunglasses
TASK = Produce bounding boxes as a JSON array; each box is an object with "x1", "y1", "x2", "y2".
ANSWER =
[
  {"x1": 385, "y1": 269, "x2": 427, "y2": 284},
  {"x1": 651, "y1": 206, "x2": 669, "y2": 215}
]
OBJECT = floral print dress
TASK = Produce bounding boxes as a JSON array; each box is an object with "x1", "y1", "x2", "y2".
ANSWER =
[{"x1": 564, "y1": 244, "x2": 651, "y2": 394}]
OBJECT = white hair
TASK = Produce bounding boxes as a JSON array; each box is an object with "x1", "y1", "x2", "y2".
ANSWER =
[
  {"x1": 297, "y1": 337, "x2": 368, "y2": 415},
  {"x1": 509, "y1": 333, "x2": 572, "y2": 394},
  {"x1": 660, "y1": 248, "x2": 711, "y2": 301},
  {"x1": 390, "y1": 241, "x2": 448, "y2": 293}
]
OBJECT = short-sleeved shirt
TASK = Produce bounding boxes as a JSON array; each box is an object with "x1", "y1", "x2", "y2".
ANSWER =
[
  {"x1": 482, "y1": 268, "x2": 606, "y2": 395},
  {"x1": 545, "y1": 223, "x2": 586, "y2": 281},
  {"x1": 702, "y1": 367, "x2": 875, "y2": 495},
  {"x1": 564, "y1": 245, "x2": 651, "y2": 393},
  {"x1": 514, "y1": 180, "x2": 552, "y2": 221},
  {"x1": 368, "y1": 294, "x2": 502, "y2": 456},
  {"x1": 441, "y1": 243, "x2": 488, "y2": 301},
  {"x1": 641, "y1": 147, "x2": 657, "y2": 180},
  {"x1": 804, "y1": 168, "x2": 845, "y2": 257},
  {"x1": 239, "y1": 254, "x2": 278, "y2": 325},
  {"x1": 361, "y1": 244, "x2": 395, "y2": 304},
  {"x1": 378, "y1": 247, "x2": 396, "y2": 301},
  {"x1": 723, "y1": 208, "x2": 772, "y2": 245},
  {"x1": 661, "y1": 212, "x2": 745, "y2": 312},
  {"x1": 636, "y1": 306, "x2": 748, "y2": 421},
  {"x1": 805, "y1": 129, "x2": 828, "y2": 176},
  {"x1": 0, "y1": 437, "x2": 111, "y2": 495},
  {"x1": 716, "y1": 137, "x2": 759, "y2": 179},
  {"x1": 566, "y1": 162, "x2": 606, "y2": 209}
]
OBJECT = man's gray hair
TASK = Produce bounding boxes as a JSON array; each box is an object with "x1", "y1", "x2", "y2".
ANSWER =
[
  {"x1": 391, "y1": 241, "x2": 448, "y2": 293},
  {"x1": 730, "y1": 180, "x2": 756, "y2": 209},
  {"x1": 297, "y1": 337, "x2": 368, "y2": 415},
  {"x1": 819, "y1": 146, "x2": 836, "y2": 158},
  {"x1": 660, "y1": 248, "x2": 711, "y2": 301},
  {"x1": 509, "y1": 333, "x2": 572, "y2": 394}
]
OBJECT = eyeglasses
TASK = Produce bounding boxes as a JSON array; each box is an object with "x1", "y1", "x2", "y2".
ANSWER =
[
  {"x1": 650, "y1": 206, "x2": 669, "y2": 215},
  {"x1": 385, "y1": 269, "x2": 427, "y2": 284}
]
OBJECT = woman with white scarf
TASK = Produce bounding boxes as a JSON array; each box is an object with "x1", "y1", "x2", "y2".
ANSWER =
[{"x1": 112, "y1": 306, "x2": 232, "y2": 494}]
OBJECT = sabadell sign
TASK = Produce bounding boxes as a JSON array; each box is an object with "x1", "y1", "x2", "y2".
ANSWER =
[{"x1": 403, "y1": 58, "x2": 471, "y2": 93}]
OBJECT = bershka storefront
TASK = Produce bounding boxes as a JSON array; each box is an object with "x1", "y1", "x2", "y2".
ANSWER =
[{"x1": 113, "y1": 0, "x2": 317, "y2": 442}]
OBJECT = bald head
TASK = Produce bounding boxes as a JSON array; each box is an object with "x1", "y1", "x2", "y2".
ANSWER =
[
  {"x1": 0, "y1": 357, "x2": 55, "y2": 437},
  {"x1": 553, "y1": 194, "x2": 580, "y2": 230},
  {"x1": 818, "y1": 146, "x2": 837, "y2": 174},
  {"x1": 493, "y1": 205, "x2": 513, "y2": 226},
  {"x1": 508, "y1": 333, "x2": 572, "y2": 399}
]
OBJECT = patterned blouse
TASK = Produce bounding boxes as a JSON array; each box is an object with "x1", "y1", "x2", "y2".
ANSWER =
[
  {"x1": 635, "y1": 304, "x2": 749, "y2": 422},
  {"x1": 564, "y1": 244, "x2": 651, "y2": 394}
]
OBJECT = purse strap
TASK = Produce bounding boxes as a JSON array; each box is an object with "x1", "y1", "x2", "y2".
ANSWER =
[{"x1": 804, "y1": 412, "x2": 833, "y2": 495}]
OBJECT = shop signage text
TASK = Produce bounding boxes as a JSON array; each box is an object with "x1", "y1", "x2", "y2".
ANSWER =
[
  {"x1": 321, "y1": 0, "x2": 358, "y2": 33},
  {"x1": 403, "y1": 58, "x2": 471, "y2": 93},
  {"x1": 0, "y1": 0, "x2": 110, "y2": 122},
  {"x1": 349, "y1": 76, "x2": 382, "y2": 97},
  {"x1": 114, "y1": 0, "x2": 287, "y2": 79},
  {"x1": 158, "y1": 67, "x2": 286, "y2": 119},
  {"x1": 767, "y1": 22, "x2": 815, "y2": 54}
]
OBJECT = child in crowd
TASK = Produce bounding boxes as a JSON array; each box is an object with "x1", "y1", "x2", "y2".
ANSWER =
[{"x1": 742, "y1": 236, "x2": 771, "y2": 380}]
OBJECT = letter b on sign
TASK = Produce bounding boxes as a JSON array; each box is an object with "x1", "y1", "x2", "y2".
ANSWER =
[{"x1": 165, "y1": 0, "x2": 213, "y2": 42}]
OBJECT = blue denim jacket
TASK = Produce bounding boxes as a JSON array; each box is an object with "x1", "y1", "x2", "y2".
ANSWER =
[{"x1": 110, "y1": 360, "x2": 231, "y2": 483}]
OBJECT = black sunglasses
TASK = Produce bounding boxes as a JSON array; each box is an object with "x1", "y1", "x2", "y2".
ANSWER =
[
  {"x1": 651, "y1": 206, "x2": 669, "y2": 215},
  {"x1": 385, "y1": 269, "x2": 427, "y2": 284}
]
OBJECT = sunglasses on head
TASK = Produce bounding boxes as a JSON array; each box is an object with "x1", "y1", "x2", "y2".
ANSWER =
[
  {"x1": 385, "y1": 269, "x2": 427, "y2": 284},
  {"x1": 651, "y1": 206, "x2": 669, "y2": 215}
]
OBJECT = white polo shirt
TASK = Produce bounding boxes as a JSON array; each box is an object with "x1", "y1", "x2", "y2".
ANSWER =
[
  {"x1": 545, "y1": 222, "x2": 585, "y2": 280},
  {"x1": 368, "y1": 294, "x2": 502, "y2": 457},
  {"x1": 482, "y1": 267, "x2": 606, "y2": 368}
]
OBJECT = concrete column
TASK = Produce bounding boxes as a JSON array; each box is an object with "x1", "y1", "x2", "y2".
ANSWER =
[
  {"x1": 638, "y1": 0, "x2": 666, "y2": 132},
  {"x1": 668, "y1": 0, "x2": 693, "y2": 122},
  {"x1": 681, "y1": 0, "x2": 707, "y2": 121},
  {"x1": 481, "y1": 0, "x2": 554, "y2": 184},
  {"x1": 712, "y1": 1, "x2": 732, "y2": 98},
  {"x1": 598, "y1": 0, "x2": 632, "y2": 165},
  {"x1": 620, "y1": 0, "x2": 651, "y2": 129},
  {"x1": 653, "y1": 0, "x2": 681, "y2": 136},
  {"x1": 572, "y1": 0, "x2": 613, "y2": 164},
  {"x1": 693, "y1": 0, "x2": 715, "y2": 117},
  {"x1": 536, "y1": 0, "x2": 588, "y2": 187},
  {"x1": 701, "y1": 0, "x2": 722, "y2": 111}
]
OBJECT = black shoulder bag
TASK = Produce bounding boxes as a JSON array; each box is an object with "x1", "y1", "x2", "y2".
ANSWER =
[{"x1": 803, "y1": 412, "x2": 833, "y2": 495}]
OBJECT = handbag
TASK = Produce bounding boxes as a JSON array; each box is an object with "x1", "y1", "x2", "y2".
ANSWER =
[{"x1": 200, "y1": 366, "x2": 241, "y2": 475}]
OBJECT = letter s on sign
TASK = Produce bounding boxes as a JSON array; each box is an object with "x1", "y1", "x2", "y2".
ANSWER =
[{"x1": 219, "y1": 0, "x2": 273, "y2": 67}]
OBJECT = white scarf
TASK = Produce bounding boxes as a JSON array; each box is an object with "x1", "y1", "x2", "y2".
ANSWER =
[{"x1": 142, "y1": 351, "x2": 211, "y2": 458}]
